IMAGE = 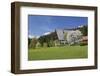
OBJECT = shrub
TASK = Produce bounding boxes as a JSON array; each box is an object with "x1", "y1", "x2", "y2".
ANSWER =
[
  {"x1": 43, "y1": 43, "x2": 48, "y2": 47},
  {"x1": 49, "y1": 40, "x2": 55, "y2": 47},
  {"x1": 80, "y1": 41, "x2": 87, "y2": 46},
  {"x1": 54, "y1": 40, "x2": 60, "y2": 47},
  {"x1": 36, "y1": 42, "x2": 41, "y2": 48},
  {"x1": 29, "y1": 38, "x2": 37, "y2": 49}
]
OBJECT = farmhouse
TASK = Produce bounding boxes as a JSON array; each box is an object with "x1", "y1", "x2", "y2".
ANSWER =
[{"x1": 55, "y1": 28, "x2": 82, "y2": 44}]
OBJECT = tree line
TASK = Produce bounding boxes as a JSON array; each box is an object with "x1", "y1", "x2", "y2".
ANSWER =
[{"x1": 28, "y1": 25, "x2": 87, "y2": 49}]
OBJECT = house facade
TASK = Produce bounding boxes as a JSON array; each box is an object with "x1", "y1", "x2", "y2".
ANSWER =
[
  {"x1": 56, "y1": 29, "x2": 69, "y2": 44},
  {"x1": 55, "y1": 28, "x2": 83, "y2": 45}
]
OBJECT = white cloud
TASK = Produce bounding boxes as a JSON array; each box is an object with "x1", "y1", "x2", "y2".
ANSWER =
[
  {"x1": 28, "y1": 35, "x2": 35, "y2": 39},
  {"x1": 28, "y1": 35, "x2": 40, "y2": 39},
  {"x1": 43, "y1": 32, "x2": 51, "y2": 35},
  {"x1": 78, "y1": 25, "x2": 84, "y2": 28},
  {"x1": 36, "y1": 36, "x2": 40, "y2": 39}
]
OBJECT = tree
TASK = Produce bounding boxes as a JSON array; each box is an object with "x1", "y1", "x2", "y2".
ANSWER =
[
  {"x1": 36, "y1": 42, "x2": 41, "y2": 48},
  {"x1": 28, "y1": 38, "x2": 32, "y2": 47},
  {"x1": 38, "y1": 36, "x2": 45, "y2": 47},
  {"x1": 79, "y1": 25, "x2": 87, "y2": 36},
  {"x1": 38, "y1": 31, "x2": 58, "y2": 47},
  {"x1": 54, "y1": 40, "x2": 60, "y2": 47},
  {"x1": 43, "y1": 43, "x2": 48, "y2": 47},
  {"x1": 67, "y1": 30, "x2": 82, "y2": 45},
  {"x1": 29, "y1": 38, "x2": 37, "y2": 49},
  {"x1": 63, "y1": 32, "x2": 68, "y2": 44},
  {"x1": 49, "y1": 39, "x2": 55, "y2": 47},
  {"x1": 64, "y1": 32, "x2": 67, "y2": 40}
]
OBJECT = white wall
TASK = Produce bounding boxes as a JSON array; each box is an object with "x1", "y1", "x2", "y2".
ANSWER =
[{"x1": 0, "y1": 0, "x2": 100, "y2": 76}]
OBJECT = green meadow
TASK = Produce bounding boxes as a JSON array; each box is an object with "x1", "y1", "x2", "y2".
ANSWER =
[{"x1": 28, "y1": 45, "x2": 88, "y2": 60}]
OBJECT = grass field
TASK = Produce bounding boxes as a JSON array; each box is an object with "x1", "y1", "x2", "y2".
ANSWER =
[{"x1": 28, "y1": 45, "x2": 88, "y2": 60}]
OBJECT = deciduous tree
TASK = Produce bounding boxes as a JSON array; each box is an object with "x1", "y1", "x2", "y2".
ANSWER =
[{"x1": 67, "y1": 30, "x2": 82, "y2": 45}]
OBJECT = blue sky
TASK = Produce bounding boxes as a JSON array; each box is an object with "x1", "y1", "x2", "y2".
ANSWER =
[{"x1": 28, "y1": 15, "x2": 88, "y2": 38}]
